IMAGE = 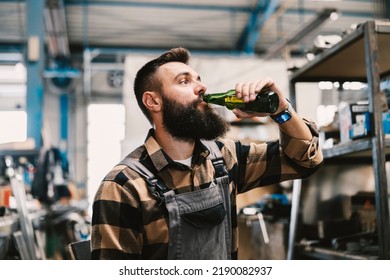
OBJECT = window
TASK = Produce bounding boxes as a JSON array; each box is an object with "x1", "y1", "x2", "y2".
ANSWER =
[
  {"x1": 87, "y1": 103, "x2": 125, "y2": 212},
  {"x1": 0, "y1": 63, "x2": 26, "y2": 145},
  {"x1": 0, "y1": 111, "x2": 27, "y2": 144}
]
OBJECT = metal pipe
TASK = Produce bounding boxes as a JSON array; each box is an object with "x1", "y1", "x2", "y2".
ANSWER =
[{"x1": 287, "y1": 179, "x2": 302, "y2": 260}]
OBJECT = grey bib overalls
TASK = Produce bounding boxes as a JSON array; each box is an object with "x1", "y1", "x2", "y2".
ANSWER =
[{"x1": 120, "y1": 141, "x2": 232, "y2": 259}]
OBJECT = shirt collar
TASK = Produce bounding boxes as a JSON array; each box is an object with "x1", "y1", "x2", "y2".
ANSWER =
[{"x1": 144, "y1": 129, "x2": 211, "y2": 172}]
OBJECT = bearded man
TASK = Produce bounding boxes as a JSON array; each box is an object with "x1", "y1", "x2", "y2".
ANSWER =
[{"x1": 91, "y1": 47, "x2": 323, "y2": 260}]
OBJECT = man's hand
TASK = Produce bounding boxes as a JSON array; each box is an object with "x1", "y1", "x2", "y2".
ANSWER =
[{"x1": 232, "y1": 77, "x2": 289, "y2": 119}]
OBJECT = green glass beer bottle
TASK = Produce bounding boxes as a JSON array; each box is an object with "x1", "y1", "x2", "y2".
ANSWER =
[{"x1": 202, "y1": 88, "x2": 279, "y2": 113}]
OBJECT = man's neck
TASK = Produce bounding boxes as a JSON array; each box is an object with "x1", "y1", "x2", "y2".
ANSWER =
[{"x1": 154, "y1": 128, "x2": 195, "y2": 161}]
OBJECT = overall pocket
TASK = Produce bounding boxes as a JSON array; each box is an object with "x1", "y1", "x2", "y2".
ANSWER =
[{"x1": 181, "y1": 203, "x2": 226, "y2": 229}]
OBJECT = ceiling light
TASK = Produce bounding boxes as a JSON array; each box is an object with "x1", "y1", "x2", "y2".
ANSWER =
[{"x1": 330, "y1": 11, "x2": 339, "y2": 21}]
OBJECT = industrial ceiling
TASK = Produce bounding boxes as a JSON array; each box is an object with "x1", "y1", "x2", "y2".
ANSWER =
[
  {"x1": 0, "y1": 0, "x2": 388, "y2": 64},
  {"x1": 0, "y1": 0, "x2": 388, "y2": 150}
]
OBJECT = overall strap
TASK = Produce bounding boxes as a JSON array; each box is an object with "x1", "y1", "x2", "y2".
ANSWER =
[
  {"x1": 119, "y1": 141, "x2": 228, "y2": 204},
  {"x1": 118, "y1": 157, "x2": 169, "y2": 204},
  {"x1": 201, "y1": 140, "x2": 228, "y2": 178},
  {"x1": 200, "y1": 140, "x2": 232, "y2": 258}
]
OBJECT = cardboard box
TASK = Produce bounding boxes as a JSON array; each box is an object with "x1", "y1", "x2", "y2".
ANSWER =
[
  {"x1": 339, "y1": 101, "x2": 371, "y2": 143},
  {"x1": 383, "y1": 111, "x2": 390, "y2": 134}
]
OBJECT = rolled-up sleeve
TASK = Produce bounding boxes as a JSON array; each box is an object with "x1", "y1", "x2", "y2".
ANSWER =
[
  {"x1": 232, "y1": 118, "x2": 323, "y2": 194},
  {"x1": 280, "y1": 118, "x2": 323, "y2": 169}
]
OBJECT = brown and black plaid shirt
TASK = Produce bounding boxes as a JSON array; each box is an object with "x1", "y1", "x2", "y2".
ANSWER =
[{"x1": 91, "y1": 120, "x2": 323, "y2": 259}]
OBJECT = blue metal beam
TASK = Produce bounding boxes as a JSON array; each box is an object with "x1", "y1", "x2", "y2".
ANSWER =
[
  {"x1": 236, "y1": 0, "x2": 265, "y2": 54},
  {"x1": 65, "y1": 0, "x2": 251, "y2": 13},
  {"x1": 26, "y1": 0, "x2": 45, "y2": 148},
  {"x1": 236, "y1": 0, "x2": 279, "y2": 54},
  {"x1": 60, "y1": 94, "x2": 68, "y2": 142}
]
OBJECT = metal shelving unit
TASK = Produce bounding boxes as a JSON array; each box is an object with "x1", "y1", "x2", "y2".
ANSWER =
[{"x1": 288, "y1": 20, "x2": 390, "y2": 260}]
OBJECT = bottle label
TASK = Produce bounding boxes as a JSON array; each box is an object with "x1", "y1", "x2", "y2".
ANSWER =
[{"x1": 224, "y1": 96, "x2": 244, "y2": 104}]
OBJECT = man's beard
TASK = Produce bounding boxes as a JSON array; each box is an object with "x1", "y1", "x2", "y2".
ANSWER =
[{"x1": 162, "y1": 95, "x2": 230, "y2": 141}]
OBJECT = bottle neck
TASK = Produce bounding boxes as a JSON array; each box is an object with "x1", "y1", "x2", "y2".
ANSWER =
[{"x1": 202, "y1": 89, "x2": 235, "y2": 104}]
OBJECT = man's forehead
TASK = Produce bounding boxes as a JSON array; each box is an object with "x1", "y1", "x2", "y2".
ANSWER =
[{"x1": 159, "y1": 62, "x2": 196, "y2": 76}]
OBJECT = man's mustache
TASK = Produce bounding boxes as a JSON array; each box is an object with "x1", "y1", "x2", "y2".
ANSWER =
[{"x1": 192, "y1": 97, "x2": 203, "y2": 108}]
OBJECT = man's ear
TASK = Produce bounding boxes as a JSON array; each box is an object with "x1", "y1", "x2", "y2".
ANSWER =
[{"x1": 142, "y1": 91, "x2": 162, "y2": 112}]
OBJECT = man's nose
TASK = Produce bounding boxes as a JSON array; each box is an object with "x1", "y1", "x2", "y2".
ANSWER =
[{"x1": 196, "y1": 82, "x2": 207, "y2": 96}]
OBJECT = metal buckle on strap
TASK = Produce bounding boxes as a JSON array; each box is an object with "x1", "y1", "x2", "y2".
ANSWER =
[
  {"x1": 211, "y1": 158, "x2": 228, "y2": 178},
  {"x1": 146, "y1": 177, "x2": 168, "y2": 205}
]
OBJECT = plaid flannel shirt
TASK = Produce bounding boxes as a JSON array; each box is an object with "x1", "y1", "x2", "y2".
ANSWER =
[{"x1": 91, "y1": 119, "x2": 323, "y2": 259}]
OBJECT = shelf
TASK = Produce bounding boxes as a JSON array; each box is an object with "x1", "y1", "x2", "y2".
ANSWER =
[
  {"x1": 290, "y1": 20, "x2": 390, "y2": 83},
  {"x1": 322, "y1": 138, "x2": 390, "y2": 159},
  {"x1": 0, "y1": 149, "x2": 39, "y2": 157},
  {"x1": 288, "y1": 20, "x2": 390, "y2": 260},
  {"x1": 296, "y1": 244, "x2": 378, "y2": 260}
]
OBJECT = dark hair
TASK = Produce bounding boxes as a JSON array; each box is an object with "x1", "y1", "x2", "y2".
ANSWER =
[{"x1": 133, "y1": 47, "x2": 190, "y2": 124}]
